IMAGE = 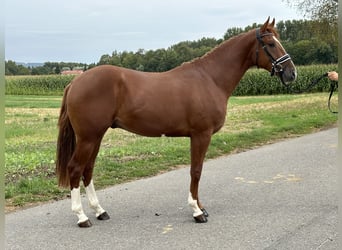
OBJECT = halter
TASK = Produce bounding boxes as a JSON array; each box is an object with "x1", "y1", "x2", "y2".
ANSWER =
[{"x1": 255, "y1": 28, "x2": 292, "y2": 77}]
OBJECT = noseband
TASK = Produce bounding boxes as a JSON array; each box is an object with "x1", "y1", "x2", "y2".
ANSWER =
[{"x1": 255, "y1": 28, "x2": 291, "y2": 77}]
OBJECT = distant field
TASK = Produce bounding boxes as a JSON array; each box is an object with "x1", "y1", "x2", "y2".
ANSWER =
[{"x1": 5, "y1": 93, "x2": 338, "y2": 211}]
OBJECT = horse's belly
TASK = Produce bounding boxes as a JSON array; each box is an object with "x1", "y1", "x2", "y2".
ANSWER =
[
  {"x1": 115, "y1": 107, "x2": 225, "y2": 138},
  {"x1": 115, "y1": 118, "x2": 190, "y2": 137}
]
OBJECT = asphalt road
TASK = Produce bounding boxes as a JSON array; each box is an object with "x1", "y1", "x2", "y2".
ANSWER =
[{"x1": 6, "y1": 128, "x2": 338, "y2": 250}]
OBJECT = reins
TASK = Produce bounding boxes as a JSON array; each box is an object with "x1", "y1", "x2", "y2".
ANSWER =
[{"x1": 327, "y1": 78, "x2": 338, "y2": 114}]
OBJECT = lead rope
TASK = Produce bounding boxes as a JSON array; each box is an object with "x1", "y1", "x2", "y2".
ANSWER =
[
  {"x1": 328, "y1": 80, "x2": 338, "y2": 114},
  {"x1": 284, "y1": 72, "x2": 338, "y2": 114}
]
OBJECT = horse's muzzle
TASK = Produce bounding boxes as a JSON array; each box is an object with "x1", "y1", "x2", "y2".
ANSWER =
[{"x1": 278, "y1": 62, "x2": 297, "y2": 85}]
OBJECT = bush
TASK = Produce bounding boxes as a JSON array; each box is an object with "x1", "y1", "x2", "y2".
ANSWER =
[{"x1": 5, "y1": 64, "x2": 337, "y2": 96}]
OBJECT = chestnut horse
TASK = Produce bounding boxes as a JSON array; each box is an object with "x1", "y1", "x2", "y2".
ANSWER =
[{"x1": 56, "y1": 18, "x2": 296, "y2": 227}]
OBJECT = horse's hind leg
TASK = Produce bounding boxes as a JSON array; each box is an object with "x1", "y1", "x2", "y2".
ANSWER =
[
  {"x1": 69, "y1": 137, "x2": 104, "y2": 227},
  {"x1": 83, "y1": 141, "x2": 110, "y2": 221},
  {"x1": 84, "y1": 180, "x2": 110, "y2": 220}
]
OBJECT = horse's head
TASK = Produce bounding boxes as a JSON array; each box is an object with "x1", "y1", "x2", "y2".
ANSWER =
[{"x1": 255, "y1": 17, "x2": 297, "y2": 85}]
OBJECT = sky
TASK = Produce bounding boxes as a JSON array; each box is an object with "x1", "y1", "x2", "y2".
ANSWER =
[{"x1": 5, "y1": 0, "x2": 304, "y2": 64}]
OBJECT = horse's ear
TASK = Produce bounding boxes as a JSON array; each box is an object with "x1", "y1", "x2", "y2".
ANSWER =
[
  {"x1": 270, "y1": 18, "x2": 275, "y2": 27},
  {"x1": 261, "y1": 17, "x2": 270, "y2": 32}
]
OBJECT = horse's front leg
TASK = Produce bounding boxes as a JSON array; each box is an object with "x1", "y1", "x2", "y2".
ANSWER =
[{"x1": 188, "y1": 132, "x2": 211, "y2": 223}]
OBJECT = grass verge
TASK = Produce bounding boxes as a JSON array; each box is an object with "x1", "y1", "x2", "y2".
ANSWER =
[{"x1": 5, "y1": 93, "x2": 338, "y2": 211}]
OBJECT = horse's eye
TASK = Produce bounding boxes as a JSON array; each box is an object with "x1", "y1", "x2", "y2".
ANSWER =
[{"x1": 269, "y1": 43, "x2": 276, "y2": 48}]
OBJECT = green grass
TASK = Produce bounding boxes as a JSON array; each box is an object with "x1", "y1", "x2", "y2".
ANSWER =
[
  {"x1": 5, "y1": 93, "x2": 338, "y2": 209},
  {"x1": 5, "y1": 95, "x2": 62, "y2": 108}
]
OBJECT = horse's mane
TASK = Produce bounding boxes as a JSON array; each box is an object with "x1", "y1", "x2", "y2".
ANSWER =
[
  {"x1": 182, "y1": 30, "x2": 252, "y2": 67},
  {"x1": 179, "y1": 24, "x2": 279, "y2": 68}
]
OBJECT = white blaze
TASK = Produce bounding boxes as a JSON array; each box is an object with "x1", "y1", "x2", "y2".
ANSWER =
[{"x1": 273, "y1": 37, "x2": 286, "y2": 51}]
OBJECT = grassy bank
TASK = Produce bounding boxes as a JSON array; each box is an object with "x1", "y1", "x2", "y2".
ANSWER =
[{"x1": 5, "y1": 93, "x2": 338, "y2": 210}]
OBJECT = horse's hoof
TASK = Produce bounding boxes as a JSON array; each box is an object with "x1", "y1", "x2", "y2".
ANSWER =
[
  {"x1": 201, "y1": 208, "x2": 209, "y2": 217},
  {"x1": 97, "y1": 211, "x2": 110, "y2": 220},
  {"x1": 194, "y1": 214, "x2": 208, "y2": 223},
  {"x1": 78, "y1": 219, "x2": 92, "y2": 228}
]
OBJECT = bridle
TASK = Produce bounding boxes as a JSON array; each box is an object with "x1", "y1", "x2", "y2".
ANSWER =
[
  {"x1": 255, "y1": 28, "x2": 337, "y2": 114},
  {"x1": 255, "y1": 28, "x2": 292, "y2": 80}
]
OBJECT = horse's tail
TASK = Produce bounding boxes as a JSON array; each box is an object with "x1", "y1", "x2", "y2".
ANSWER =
[{"x1": 56, "y1": 84, "x2": 75, "y2": 188}]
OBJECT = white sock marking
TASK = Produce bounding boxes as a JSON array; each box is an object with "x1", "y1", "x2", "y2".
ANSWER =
[
  {"x1": 85, "y1": 180, "x2": 106, "y2": 217},
  {"x1": 71, "y1": 187, "x2": 89, "y2": 224},
  {"x1": 188, "y1": 192, "x2": 203, "y2": 217}
]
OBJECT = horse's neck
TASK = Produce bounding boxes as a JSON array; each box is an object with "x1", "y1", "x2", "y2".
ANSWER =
[{"x1": 194, "y1": 31, "x2": 256, "y2": 97}]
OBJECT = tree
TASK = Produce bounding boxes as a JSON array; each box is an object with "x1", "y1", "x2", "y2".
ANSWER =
[
  {"x1": 98, "y1": 54, "x2": 112, "y2": 65},
  {"x1": 93, "y1": 18, "x2": 336, "y2": 69},
  {"x1": 5, "y1": 60, "x2": 30, "y2": 75},
  {"x1": 283, "y1": 0, "x2": 337, "y2": 21},
  {"x1": 55, "y1": 65, "x2": 61, "y2": 74},
  {"x1": 276, "y1": 20, "x2": 314, "y2": 42},
  {"x1": 121, "y1": 51, "x2": 138, "y2": 69},
  {"x1": 283, "y1": 0, "x2": 337, "y2": 41},
  {"x1": 5, "y1": 60, "x2": 18, "y2": 75},
  {"x1": 224, "y1": 27, "x2": 243, "y2": 40}
]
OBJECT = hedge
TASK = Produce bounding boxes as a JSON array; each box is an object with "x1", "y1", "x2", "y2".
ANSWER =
[{"x1": 5, "y1": 64, "x2": 337, "y2": 96}]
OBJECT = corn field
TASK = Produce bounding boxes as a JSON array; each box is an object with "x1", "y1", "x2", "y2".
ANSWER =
[
  {"x1": 233, "y1": 64, "x2": 337, "y2": 96},
  {"x1": 5, "y1": 64, "x2": 337, "y2": 96},
  {"x1": 5, "y1": 75, "x2": 75, "y2": 95}
]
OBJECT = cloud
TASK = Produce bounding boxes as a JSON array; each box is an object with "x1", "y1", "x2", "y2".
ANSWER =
[{"x1": 5, "y1": 0, "x2": 303, "y2": 63}]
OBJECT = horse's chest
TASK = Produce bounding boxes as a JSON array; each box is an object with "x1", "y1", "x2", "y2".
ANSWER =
[
  {"x1": 193, "y1": 103, "x2": 227, "y2": 133},
  {"x1": 211, "y1": 109, "x2": 227, "y2": 133}
]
